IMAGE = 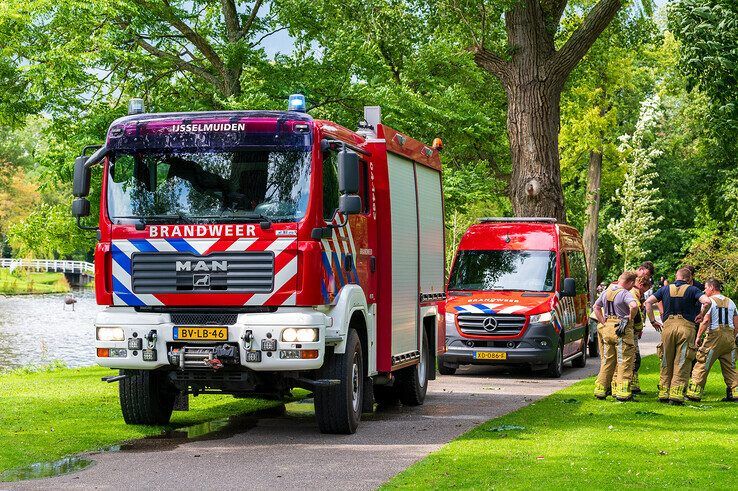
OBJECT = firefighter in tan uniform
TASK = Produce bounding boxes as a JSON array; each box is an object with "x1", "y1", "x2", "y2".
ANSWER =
[
  {"x1": 593, "y1": 271, "x2": 638, "y2": 401},
  {"x1": 630, "y1": 276, "x2": 652, "y2": 394},
  {"x1": 645, "y1": 268, "x2": 711, "y2": 405},
  {"x1": 686, "y1": 278, "x2": 738, "y2": 402}
]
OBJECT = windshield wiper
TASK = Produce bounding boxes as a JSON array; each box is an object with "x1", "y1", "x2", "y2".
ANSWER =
[{"x1": 114, "y1": 214, "x2": 193, "y2": 225}]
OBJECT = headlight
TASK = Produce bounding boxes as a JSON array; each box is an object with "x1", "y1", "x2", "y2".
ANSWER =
[
  {"x1": 97, "y1": 327, "x2": 125, "y2": 342},
  {"x1": 445, "y1": 312, "x2": 456, "y2": 335},
  {"x1": 281, "y1": 328, "x2": 318, "y2": 343},
  {"x1": 530, "y1": 312, "x2": 552, "y2": 324},
  {"x1": 296, "y1": 328, "x2": 318, "y2": 342},
  {"x1": 282, "y1": 328, "x2": 298, "y2": 342}
]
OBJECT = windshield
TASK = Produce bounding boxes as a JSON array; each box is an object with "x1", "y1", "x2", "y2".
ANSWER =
[
  {"x1": 107, "y1": 149, "x2": 311, "y2": 223},
  {"x1": 448, "y1": 250, "x2": 557, "y2": 292}
]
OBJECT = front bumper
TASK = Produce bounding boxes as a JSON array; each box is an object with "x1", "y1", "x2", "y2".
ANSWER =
[
  {"x1": 440, "y1": 321, "x2": 559, "y2": 367},
  {"x1": 94, "y1": 307, "x2": 329, "y2": 371}
]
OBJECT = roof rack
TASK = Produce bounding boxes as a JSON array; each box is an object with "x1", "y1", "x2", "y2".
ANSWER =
[{"x1": 477, "y1": 217, "x2": 557, "y2": 223}]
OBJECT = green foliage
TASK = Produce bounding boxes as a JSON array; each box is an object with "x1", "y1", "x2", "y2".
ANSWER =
[{"x1": 669, "y1": 0, "x2": 738, "y2": 142}]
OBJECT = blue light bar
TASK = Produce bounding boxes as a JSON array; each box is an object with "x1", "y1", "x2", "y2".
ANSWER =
[{"x1": 288, "y1": 94, "x2": 306, "y2": 112}]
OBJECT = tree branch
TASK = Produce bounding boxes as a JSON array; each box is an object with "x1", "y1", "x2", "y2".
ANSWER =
[
  {"x1": 221, "y1": 0, "x2": 241, "y2": 42},
  {"x1": 130, "y1": 0, "x2": 227, "y2": 76},
  {"x1": 470, "y1": 46, "x2": 510, "y2": 82},
  {"x1": 240, "y1": 0, "x2": 263, "y2": 39},
  {"x1": 131, "y1": 34, "x2": 223, "y2": 89},
  {"x1": 549, "y1": 0, "x2": 623, "y2": 82}
]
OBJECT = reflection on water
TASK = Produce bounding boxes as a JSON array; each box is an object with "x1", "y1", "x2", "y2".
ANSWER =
[{"x1": 0, "y1": 291, "x2": 103, "y2": 371}]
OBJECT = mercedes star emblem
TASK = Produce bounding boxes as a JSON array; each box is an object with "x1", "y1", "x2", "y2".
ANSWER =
[{"x1": 482, "y1": 316, "x2": 498, "y2": 332}]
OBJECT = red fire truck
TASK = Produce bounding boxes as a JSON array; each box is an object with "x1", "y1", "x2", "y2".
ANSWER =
[{"x1": 72, "y1": 97, "x2": 446, "y2": 434}]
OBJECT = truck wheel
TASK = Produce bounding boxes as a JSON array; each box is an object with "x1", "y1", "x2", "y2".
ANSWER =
[
  {"x1": 314, "y1": 329, "x2": 363, "y2": 434},
  {"x1": 397, "y1": 330, "x2": 430, "y2": 406},
  {"x1": 373, "y1": 384, "x2": 400, "y2": 406},
  {"x1": 572, "y1": 334, "x2": 587, "y2": 368},
  {"x1": 119, "y1": 369, "x2": 176, "y2": 425},
  {"x1": 546, "y1": 339, "x2": 564, "y2": 378}
]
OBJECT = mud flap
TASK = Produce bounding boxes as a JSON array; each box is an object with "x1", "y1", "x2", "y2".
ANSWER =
[
  {"x1": 173, "y1": 391, "x2": 189, "y2": 411},
  {"x1": 362, "y1": 377, "x2": 374, "y2": 413}
]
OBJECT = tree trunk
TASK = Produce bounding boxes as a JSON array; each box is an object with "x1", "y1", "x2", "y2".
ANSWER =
[
  {"x1": 506, "y1": 82, "x2": 567, "y2": 222},
  {"x1": 583, "y1": 148, "x2": 603, "y2": 303}
]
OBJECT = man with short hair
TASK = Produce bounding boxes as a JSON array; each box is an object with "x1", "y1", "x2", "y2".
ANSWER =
[
  {"x1": 638, "y1": 261, "x2": 655, "y2": 280},
  {"x1": 684, "y1": 265, "x2": 705, "y2": 292},
  {"x1": 645, "y1": 268, "x2": 712, "y2": 404},
  {"x1": 686, "y1": 278, "x2": 738, "y2": 402},
  {"x1": 593, "y1": 271, "x2": 639, "y2": 401}
]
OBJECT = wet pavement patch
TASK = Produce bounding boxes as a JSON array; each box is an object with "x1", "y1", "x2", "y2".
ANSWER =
[{"x1": 0, "y1": 456, "x2": 93, "y2": 482}]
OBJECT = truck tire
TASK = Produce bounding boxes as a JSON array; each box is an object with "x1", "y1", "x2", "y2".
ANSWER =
[
  {"x1": 571, "y1": 333, "x2": 587, "y2": 368},
  {"x1": 314, "y1": 329, "x2": 363, "y2": 434},
  {"x1": 546, "y1": 339, "x2": 564, "y2": 378},
  {"x1": 373, "y1": 384, "x2": 400, "y2": 406},
  {"x1": 396, "y1": 330, "x2": 430, "y2": 406},
  {"x1": 119, "y1": 369, "x2": 176, "y2": 425}
]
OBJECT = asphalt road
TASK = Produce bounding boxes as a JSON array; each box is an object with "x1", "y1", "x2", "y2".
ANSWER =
[{"x1": 7, "y1": 329, "x2": 660, "y2": 491}]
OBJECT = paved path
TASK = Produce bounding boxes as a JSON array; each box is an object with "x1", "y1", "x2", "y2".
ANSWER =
[{"x1": 7, "y1": 329, "x2": 660, "y2": 491}]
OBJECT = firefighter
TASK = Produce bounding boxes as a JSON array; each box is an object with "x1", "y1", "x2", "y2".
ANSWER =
[
  {"x1": 630, "y1": 275, "x2": 652, "y2": 394},
  {"x1": 593, "y1": 271, "x2": 638, "y2": 401},
  {"x1": 645, "y1": 268, "x2": 711, "y2": 405},
  {"x1": 686, "y1": 278, "x2": 738, "y2": 402}
]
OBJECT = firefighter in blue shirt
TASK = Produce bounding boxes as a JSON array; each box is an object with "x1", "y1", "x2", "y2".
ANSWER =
[{"x1": 645, "y1": 268, "x2": 711, "y2": 404}]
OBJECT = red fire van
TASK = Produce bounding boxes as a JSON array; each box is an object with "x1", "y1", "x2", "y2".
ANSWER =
[{"x1": 440, "y1": 218, "x2": 589, "y2": 378}]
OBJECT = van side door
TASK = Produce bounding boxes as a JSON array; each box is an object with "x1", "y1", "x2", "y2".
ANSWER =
[{"x1": 566, "y1": 250, "x2": 589, "y2": 350}]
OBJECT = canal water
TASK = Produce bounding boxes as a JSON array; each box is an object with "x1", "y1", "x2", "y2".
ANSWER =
[{"x1": 0, "y1": 291, "x2": 103, "y2": 372}]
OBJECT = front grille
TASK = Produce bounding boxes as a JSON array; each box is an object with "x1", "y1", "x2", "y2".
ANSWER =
[
  {"x1": 170, "y1": 313, "x2": 239, "y2": 326},
  {"x1": 131, "y1": 252, "x2": 274, "y2": 293},
  {"x1": 457, "y1": 313, "x2": 527, "y2": 336}
]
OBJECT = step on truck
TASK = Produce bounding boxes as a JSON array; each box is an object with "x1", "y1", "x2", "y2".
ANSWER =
[
  {"x1": 71, "y1": 97, "x2": 446, "y2": 434},
  {"x1": 440, "y1": 218, "x2": 589, "y2": 378}
]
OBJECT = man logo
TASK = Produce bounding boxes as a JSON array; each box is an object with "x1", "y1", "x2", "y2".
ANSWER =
[
  {"x1": 175, "y1": 260, "x2": 227, "y2": 272},
  {"x1": 482, "y1": 316, "x2": 498, "y2": 332},
  {"x1": 193, "y1": 274, "x2": 211, "y2": 287}
]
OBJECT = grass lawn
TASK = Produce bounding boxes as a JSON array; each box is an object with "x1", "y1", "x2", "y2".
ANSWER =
[
  {"x1": 386, "y1": 355, "x2": 738, "y2": 490},
  {"x1": 0, "y1": 365, "x2": 286, "y2": 476},
  {"x1": 0, "y1": 268, "x2": 70, "y2": 294}
]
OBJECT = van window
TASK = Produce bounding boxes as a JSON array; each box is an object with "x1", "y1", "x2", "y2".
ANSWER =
[
  {"x1": 567, "y1": 251, "x2": 588, "y2": 295},
  {"x1": 448, "y1": 250, "x2": 556, "y2": 292}
]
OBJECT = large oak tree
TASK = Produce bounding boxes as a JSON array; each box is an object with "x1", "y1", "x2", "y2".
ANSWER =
[{"x1": 450, "y1": 0, "x2": 627, "y2": 221}]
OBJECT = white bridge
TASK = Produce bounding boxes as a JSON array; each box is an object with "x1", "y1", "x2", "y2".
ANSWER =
[{"x1": 0, "y1": 258, "x2": 94, "y2": 277}]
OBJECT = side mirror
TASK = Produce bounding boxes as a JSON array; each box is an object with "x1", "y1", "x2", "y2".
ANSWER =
[
  {"x1": 73, "y1": 156, "x2": 91, "y2": 197},
  {"x1": 339, "y1": 195, "x2": 362, "y2": 215},
  {"x1": 338, "y1": 149, "x2": 359, "y2": 195},
  {"x1": 562, "y1": 277, "x2": 576, "y2": 297},
  {"x1": 71, "y1": 197, "x2": 90, "y2": 218}
]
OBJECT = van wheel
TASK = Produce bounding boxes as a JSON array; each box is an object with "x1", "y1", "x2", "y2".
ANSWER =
[
  {"x1": 438, "y1": 364, "x2": 457, "y2": 376},
  {"x1": 314, "y1": 329, "x2": 363, "y2": 434},
  {"x1": 119, "y1": 370, "x2": 176, "y2": 425},
  {"x1": 546, "y1": 340, "x2": 564, "y2": 378},
  {"x1": 396, "y1": 329, "x2": 430, "y2": 406},
  {"x1": 572, "y1": 334, "x2": 587, "y2": 368}
]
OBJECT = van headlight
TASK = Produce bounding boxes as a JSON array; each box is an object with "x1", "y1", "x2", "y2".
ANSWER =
[
  {"x1": 530, "y1": 312, "x2": 552, "y2": 324},
  {"x1": 97, "y1": 327, "x2": 125, "y2": 342},
  {"x1": 445, "y1": 313, "x2": 456, "y2": 335}
]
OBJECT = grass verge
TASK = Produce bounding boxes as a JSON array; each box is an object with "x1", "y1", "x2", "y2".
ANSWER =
[
  {"x1": 385, "y1": 355, "x2": 738, "y2": 490},
  {"x1": 0, "y1": 365, "x2": 286, "y2": 475},
  {"x1": 0, "y1": 268, "x2": 70, "y2": 294}
]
